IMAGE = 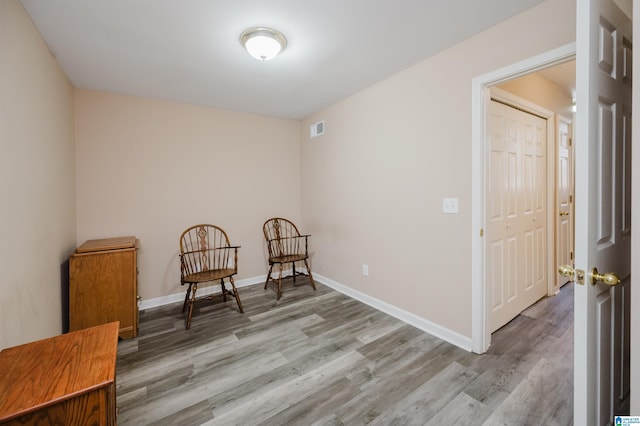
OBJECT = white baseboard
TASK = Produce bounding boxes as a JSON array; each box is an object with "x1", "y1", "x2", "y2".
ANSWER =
[
  {"x1": 139, "y1": 271, "x2": 472, "y2": 352},
  {"x1": 313, "y1": 273, "x2": 473, "y2": 352},
  {"x1": 138, "y1": 275, "x2": 266, "y2": 311}
]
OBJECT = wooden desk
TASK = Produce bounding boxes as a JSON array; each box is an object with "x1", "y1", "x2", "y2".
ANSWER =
[{"x1": 0, "y1": 322, "x2": 119, "y2": 425}]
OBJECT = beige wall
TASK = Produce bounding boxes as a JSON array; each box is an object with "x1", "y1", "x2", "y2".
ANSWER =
[
  {"x1": 74, "y1": 91, "x2": 302, "y2": 303},
  {"x1": 0, "y1": 0, "x2": 76, "y2": 348},
  {"x1": 301, "y1": 0, "x2": 576, "y2": 338}
]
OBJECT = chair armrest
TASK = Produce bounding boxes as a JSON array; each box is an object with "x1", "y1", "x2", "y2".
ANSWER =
[
  {"x1": 266, "y1": 235, "x2": 310, "y2": 257},
  {"x1": 266, "y1": 236, "x2": 309, "y2": 242},
  {"x1": 180, "y1": 246, "x2": 240, "y2": 277}
]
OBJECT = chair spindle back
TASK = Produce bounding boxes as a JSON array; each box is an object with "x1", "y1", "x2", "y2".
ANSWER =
[
  {"x1": 263, "y1": 218, "x2": 305, "y2": 258},
  {"x1": 180, "y1": 224, "x2": 235, "y2": 278}
]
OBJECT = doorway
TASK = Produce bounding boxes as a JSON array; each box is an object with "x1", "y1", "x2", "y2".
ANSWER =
[{"x1": 470, "y1": 43, "x2": 576, "y2": 354}]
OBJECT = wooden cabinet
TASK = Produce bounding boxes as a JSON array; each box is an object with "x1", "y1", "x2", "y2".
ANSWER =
[
  {"x1": 0, "y1": 322, "x2": 119, "y2": 425},
  {"x1": 70, "y1": 236, "x2": 139, "y2": 339}
]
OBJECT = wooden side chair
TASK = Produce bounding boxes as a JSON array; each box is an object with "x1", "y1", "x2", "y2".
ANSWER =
[
  {"x1": 263, "y1": 217, "x2": 316, "y2": 300},
  {"x1": 179, "y1": 224, "x2": 243, "y2": 330}
]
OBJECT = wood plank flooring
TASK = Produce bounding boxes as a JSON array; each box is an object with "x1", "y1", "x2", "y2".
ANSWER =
[{"x1": 116, "y1": 279, "x2": 573, "y2": 425}]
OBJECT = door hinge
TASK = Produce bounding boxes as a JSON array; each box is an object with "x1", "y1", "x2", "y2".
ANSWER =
[
  {"x1": 480, "y1": 228, "x2": 484, "y2": 237},
  {"x1": 569, "y1": 137, "x2": 572, "y2": 146},
  {"x1": 569, "y1": 195, "x2": 573, "y2": 203},
  {"x1": 570, "y1": 251, "x2": 574, "y2": 260}
]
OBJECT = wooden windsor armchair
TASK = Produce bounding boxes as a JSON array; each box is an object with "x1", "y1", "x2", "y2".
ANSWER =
[
  {"x1": 179, "y1": 224, "x2": 243, "y2": 330},
  {"x1": 263, "y1": 218, "x2": 316, "y2": 300}
]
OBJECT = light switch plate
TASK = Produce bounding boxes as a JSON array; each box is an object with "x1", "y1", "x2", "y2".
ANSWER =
[{"x1": 442, "y1": 198, "x2": 459, "y2": 214}]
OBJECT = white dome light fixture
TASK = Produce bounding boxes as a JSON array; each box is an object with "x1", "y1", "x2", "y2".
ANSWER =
[{"x1": 240, "y1": 27, "x2": 287, "y2": 61}]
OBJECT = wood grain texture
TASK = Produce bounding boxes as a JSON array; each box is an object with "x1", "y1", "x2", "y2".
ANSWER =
[
  {"x1": 0, "y1": 322, "x2": 119, "y2": 425},
  {"x1": 75, "y1": 236, "x2": 136, "y2": 253},
  {"x1": 116, "y1": 279, "x2": 574, "y2": 425},
  {"x1": 69, "y1": 239, "x2": 138, "y2": 339}
]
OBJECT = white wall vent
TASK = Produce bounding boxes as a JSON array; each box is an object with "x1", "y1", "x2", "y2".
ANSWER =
[{"x1": 310, "y1": 120, "x2": 324, "y2": 138}]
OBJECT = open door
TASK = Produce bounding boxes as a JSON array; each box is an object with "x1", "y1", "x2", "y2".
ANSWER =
[
  {"x1": 572, "y1": 0, "x2": 632, "y2": 424},
  {"x1": 556, "y1": 116, "x2": 574, "y2": 289}
]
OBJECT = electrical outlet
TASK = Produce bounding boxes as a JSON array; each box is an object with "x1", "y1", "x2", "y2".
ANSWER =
[{"x1": 362, "y1": 264, "x2": 369, "y2": 277}]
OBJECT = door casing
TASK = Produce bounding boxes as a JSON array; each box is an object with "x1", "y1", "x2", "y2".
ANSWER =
[{"x1": 471, "y1": 43, "x2": 576, "y2": 353}]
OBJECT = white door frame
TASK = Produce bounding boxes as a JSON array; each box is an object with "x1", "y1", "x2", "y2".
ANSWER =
[{"x1": 471, "y1": 42, "x2": 576, "y2": 353}]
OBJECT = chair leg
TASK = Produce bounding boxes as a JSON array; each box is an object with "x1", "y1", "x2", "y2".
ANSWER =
[
  {"x1": 304, "y1": 259, "x2": 316, "y2": 291},
  {"x1": 292, "y1": 262, "x2": 296, "y2": 283},
  {"x1": 182, "y1": 283, "x2": 192, "y2": 313},
  {"x1": 277, "y1": 263, "x2": 284, "y2": 300},
  {"x1": 229, "y1": 276, "x2": 244, "y2": 313},
  {"x1": 264, "y1": 264, "x2": 274, "y2": 289},
  {"x1": 221, "y1": 279, "x2": 227, "y2": 302},
  {"x1": 186, "y1": 283, "x2": 198, "y2": 330}
]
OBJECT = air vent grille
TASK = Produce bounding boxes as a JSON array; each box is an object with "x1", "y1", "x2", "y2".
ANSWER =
[{"x1": 310, "y1": 120, "x2": 324, "y2": 138}]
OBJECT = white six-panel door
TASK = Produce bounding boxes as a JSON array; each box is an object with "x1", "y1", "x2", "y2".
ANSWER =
[
  {"x1": 556, "y1": 117, "x2": 574, "y2": 288},
  {"x1": 487, "y1": 100, "x2": 548, "y2": 332},
  {"x1": 575, "y1": 0, "x2": 631, "y2": 423}
]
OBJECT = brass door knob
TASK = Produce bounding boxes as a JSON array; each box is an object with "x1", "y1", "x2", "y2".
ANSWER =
[
  {"x1": 591, "y1": 268, "x2": 621, "y2": 286},
  {"x1": 558, "y1": 264, "x2": 575, "y2": 278},
  {"x1": 559, "y1": 264, "x2": 585, "y2": 285},
  {"x1": 559, "y1": 211, "x2": 570, "y2": 216}
]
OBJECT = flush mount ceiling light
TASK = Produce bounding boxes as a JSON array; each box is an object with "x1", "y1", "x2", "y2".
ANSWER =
[{"x1": 240, "y1": 27, "x2": 287, "y2": 61}]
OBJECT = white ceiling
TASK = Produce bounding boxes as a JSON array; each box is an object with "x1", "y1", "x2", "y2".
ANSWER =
[{"x1": 20, "y1": 0, "x2": 546, "y2": 120}]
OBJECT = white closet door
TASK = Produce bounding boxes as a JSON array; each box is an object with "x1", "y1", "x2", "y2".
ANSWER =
[{"x1": 487, "y1": 100, "x2": 547, "y2": 332}]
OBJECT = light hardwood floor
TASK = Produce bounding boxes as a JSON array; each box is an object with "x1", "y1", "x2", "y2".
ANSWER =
[{"x1": 116, "y1": 278, "x2": 573, "y2": 425}]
